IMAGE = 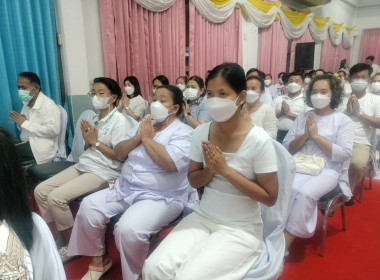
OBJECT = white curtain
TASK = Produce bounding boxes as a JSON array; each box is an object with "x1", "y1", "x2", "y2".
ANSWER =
[
  {"x1": 191, "y1": 0, "x2": 238, "y2": 23},
  {"x1": 309, "y1": 20, "x2": 331, "y2": 44},
  {"x1": 242, "y1": 1, "x2": 279, "y2": 28},
  {"x1": 134, "y1": 0, "x2": 176, "y2": 12},
  {"x1": 328, "y1": 23, "x2": 343, "y2": 46},
  {"x1": 342, "y1": 28, "x2": 356, "y2": 49},
  {"x1": 278, "y1": 9, "x2": 313, "y2": 40}
]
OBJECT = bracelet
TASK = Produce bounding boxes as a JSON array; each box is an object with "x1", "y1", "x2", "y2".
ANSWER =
[
  {"x1": 125, "y1": 106, "x2": 130, "y2": 111},
  {"x1": 185, "y1": 112, "x2": 191, "y2": 117}
]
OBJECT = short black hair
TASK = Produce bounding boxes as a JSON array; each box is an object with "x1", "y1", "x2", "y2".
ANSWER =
[
  {"x1": 157, "y1": 85, "x2": 184, "y2": 117},
  {"x1": 207, "y1": 63, "x2": 246, "y2": 94},
  {"x1": 278, "y1": 72, "x2": 286, "y2": 78},
  {"x1": 153, "y1": 75, "x2": 169, "y2": 86},
  {"x1": 93, "y1": 77, "x2": 122, "y2": 105},
  {"x1": 123, "y1": 76, "x2": 142, "y2": 97},
  {"x1": 305, "y1": 74, "x2": 343, "y2": 110},
  {"x1": 282, "y1": 73, "x2": 290, "y2": 84},
  {"x1": 188, "y1": 75, "x2": 204, "y2": 89},
  {"x1": 246, "y1": 76, "x2": 265, "y2": 92},
  {"x1": 19, "y1": 72, "x2": 41, "y2": 90},
  {"x1": 349, "y1": 63, "x2": 373, "y2": 77},
  {"x1": 246, "y1": 68, "x2": 265, "y2": 79},
  {"x1": 366, "y1": 56, "x2": 374, "y2": 61},
  {"x1": 288, "y1": 71, "x2": 303, "y2": 81}
]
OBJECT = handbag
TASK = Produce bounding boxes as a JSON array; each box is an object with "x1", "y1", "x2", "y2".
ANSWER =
[{"x1": 293, "y1": 153, "x2": 326, "y2": 175}]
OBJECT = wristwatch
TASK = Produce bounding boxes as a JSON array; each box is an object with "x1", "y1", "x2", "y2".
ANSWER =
[
  {"x1": 95, "y1": 141, "x2": 101, "y2": 148},
  {"x1": 185, "y1": 112, "x2": 191, "y2": 117},
  {"x1": 125, "y1": 106, "x2": 130, "y2": 111}
]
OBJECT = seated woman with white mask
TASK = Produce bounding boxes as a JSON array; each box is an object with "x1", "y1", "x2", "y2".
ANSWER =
[
  {"x1": 371, "y1": 73, "x2": 380, "y2": 95},
  {"x1": 283, "y1": 75, "x2": 353, "y2": 259},
  {"x1": 182, "y1": 75, "x2": 213, "y2": 128},
  {"x1": 176, "y1": 76, "x2": 188, "y2": 92},
  {"x1": 66, "y1": 85, "x2": 193, "y2": 280},
  {"x1": 143, "y1": 63, "x2": 279, "y2": 280},
  {"x1": 244, "y1": 75, "x2": 277, "y2": 139},
  {"x1": 118, "y1": 76, "x2": 147, "y2": 121},
  {"x1": 34, "y1": 77, "x2": 131, "y2": 263}
]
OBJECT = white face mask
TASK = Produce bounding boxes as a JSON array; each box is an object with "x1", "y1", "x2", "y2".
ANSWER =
[
  {"x1": 150, "y1": 101, "x2": 173, "y2": 122},
  {"x1": 287, "y1": 82, "x2": 302, "y2": 94},
  {"x1": 207, "y1": 96, "x2": 239, "y2": 122},
  {"x1": 125, "y1": 86, "x2": 135, "y2": 96},
  {"x1": 176, "y1": 84, "x2": 186, "y2": 91},
  {"x1": 183, "y1": 88, "x2": 198, "y2": 101},
  {"x1": 92, "y1": 96, "x2": 111, "y2": 110},
  {"x1": 372, "y1": 82, "x2": 380, "y2": 94},
  {"x1": 304, "y1": 77, "x2": 311, "y2": 84},
  {"x1": 279, "y1": 78, "x2": 283, "y2": 84},
  {"x1": 311, "y1": 93, "x2": 331, "y2": 109},
  {"x1": 152, "y1": 88, "x2": 157, "y2": 94},
  {"x1": 264, "y1": 79, "x2": 272, "y2": 86},
  {"x1": 351, "y1": 79, "x2": 368, "y2": 92},
  {"x1": 246, "y1": 90, "x2": 260, "y2": 103}
]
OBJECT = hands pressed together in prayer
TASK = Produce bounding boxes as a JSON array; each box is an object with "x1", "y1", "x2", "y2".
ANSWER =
[
  {"x1": 80, "y1": 120, "x2": 98, "y2": 146},
  {"x1": 303, "y1": 113, "x2": 318, "y2": 140},
  {"x1": 9, "y1": 111, "x2": 27, "y2": 126},
  {"x1": 202, "y1": 140, "x2": 228, "y2": 176}
]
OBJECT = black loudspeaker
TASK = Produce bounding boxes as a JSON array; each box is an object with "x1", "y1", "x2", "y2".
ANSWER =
[{"x1": 294, "y1": 42, "x2": 315, "y2": 71}]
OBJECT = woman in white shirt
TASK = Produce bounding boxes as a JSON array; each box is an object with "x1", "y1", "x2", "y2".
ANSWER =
[
  {"x1": 143, "y1": 63, "x2": 279, "y2": 280},
  {"x1": 244, "y1": 75, "x2": 277, "y2": 139},
  {"x1": 67, "y1": 85, "x2": 193, "y2": 280},
  {"x1": 283, "y1": 75, "x2": 353, "y2": 258},
  {"x1": 0, "y1": 126, "x2": 65, "y2": 280},
  {"x1": 34, "y1": 77, "x2": 132, "y2": 263},
  {"x1": 118, "y1": 76, "x2": 147, "y2": 121}
]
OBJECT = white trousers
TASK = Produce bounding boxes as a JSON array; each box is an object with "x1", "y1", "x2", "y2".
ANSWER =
[
  {"x1": 143, "y1": 211, "x2": 262, "y2": 280},
  {"x1": 285, "y1": 168, "x2": 339, "y2": 238},
  {"x1": 67, "y1": 188, "x2": 183, "y2": 280}
]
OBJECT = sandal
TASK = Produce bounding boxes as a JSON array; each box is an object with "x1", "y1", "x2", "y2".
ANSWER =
[{"x1": 81, "y1": 260, "x2": 112, "y2": 280}]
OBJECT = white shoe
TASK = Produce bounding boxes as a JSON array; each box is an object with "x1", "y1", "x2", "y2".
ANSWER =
[
  {"x1": 59, "y1": 246, "x2": 76, "y2": 264},
  {"x1": 81, "y1": 260, "x2": 113, "y2": 280}
]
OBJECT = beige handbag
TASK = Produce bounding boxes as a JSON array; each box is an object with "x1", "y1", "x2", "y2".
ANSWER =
[{"x1": 293, "y1": 153, "x2": 326, "y2": 175}]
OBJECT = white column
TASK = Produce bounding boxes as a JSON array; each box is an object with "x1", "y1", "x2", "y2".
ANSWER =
[{"x1": 241, "y1": 13, "x2": 259, "y2": 73}]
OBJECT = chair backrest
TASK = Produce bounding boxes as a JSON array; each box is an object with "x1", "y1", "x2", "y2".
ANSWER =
[
  {"x1": 54, "y1": 105, "x2": 68, "y2": 161},
  {"x1": 67, "y1": 110, "x2": 96, "y2": 163},
  {"x1": 244, "y1": 140, "x2": 295, "y2": 280}
]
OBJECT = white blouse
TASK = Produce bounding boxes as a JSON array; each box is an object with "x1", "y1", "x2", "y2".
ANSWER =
[
  {"x1": 121, "y1": 95, "x2": 146, "y2": 120},
  {"x1": 249, "y1": 103, "x2": 277, "y2": 139}
]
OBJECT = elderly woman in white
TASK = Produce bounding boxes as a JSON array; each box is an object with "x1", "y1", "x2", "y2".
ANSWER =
[
  {"x1": 243, "y1": 75, "x2": 277, "y2": 139},
  {"x1": 283, "y1": 75, "x2": 353, "y2": 257},
  {"x1": 67, "y1": 85, "x2": 193, "y2": 280}
]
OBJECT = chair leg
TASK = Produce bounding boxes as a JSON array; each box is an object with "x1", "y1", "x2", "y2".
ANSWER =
[
  {"x1": 319, "y1": 209, "x2": 329, "y2": 257},
  {"x1": 341, "y1": 205, "x2": 346, "y2": 231},
  {"x1": 369, "y1": 177, "x2": 373, "y2": 190}
]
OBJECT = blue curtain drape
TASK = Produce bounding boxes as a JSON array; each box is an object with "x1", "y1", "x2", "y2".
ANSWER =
[{"x1": 0, "y1": 0, "x2": 61, "y2": 137}]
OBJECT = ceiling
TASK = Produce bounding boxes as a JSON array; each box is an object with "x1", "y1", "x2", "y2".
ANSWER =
[{"x1": 341, "y1": 0, "x2": 380, "y2": 7}]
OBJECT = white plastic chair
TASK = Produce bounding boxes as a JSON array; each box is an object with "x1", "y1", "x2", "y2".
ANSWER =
[
  {"x1": 54, "y1": 105, "x2": 68, "y2": 161},
  {"x1": 67, "y1": 110, "x2": 96, "y2": 163},
  {"x1": 244, "y1": 140, "x2": 295, "y2": 280}
]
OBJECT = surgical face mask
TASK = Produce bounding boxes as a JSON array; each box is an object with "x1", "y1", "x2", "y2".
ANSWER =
[
  {"x1": 150, "y1": 101, "x2": 173, "y2": 122},
  {"x1": 279, "y1": 78, "x2": 283, "y2": 84},
  {"x1": 207, "y1": 97, "x2": 239, "y2": 122},
  {"x1": 304, "y1": 77, "x2": 311, "y2": 84},
  {"x1": 18, "y1": 89, "x2": 33, "y2": 103},
  {"x1": 311, "y1": 93, "x2": 331, "y2": 109},
  {"x1": 264, "y1": 79, "x2": 272, "y2": 86},
  {"x1": 372, "y1": 82, "x2": 380, "y2": 94},
  {"x1": 287, "y1": 82, "x2": 302, "y2": 94},
  {"x1": 176, "y1": 83, "x2": 186, "y2": 91},
  {"x1": 152, "y1": 87, "x2": 157, "y2": 94},
  {"x1": 350, "y1": 79, "x2": 368, "y2": 92},
  {"x1": 92, "y1": 95, "x2": 111, "y2": 110},
  {"x1": 246, "y1": 90, "x2": 260, "y2": 103},
  {"x1": 183, "y1": 88, "x2": 198, "y2": 101},
  {"x1": 125, "y1": 86, "x2": 135, "y2": 96}
]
